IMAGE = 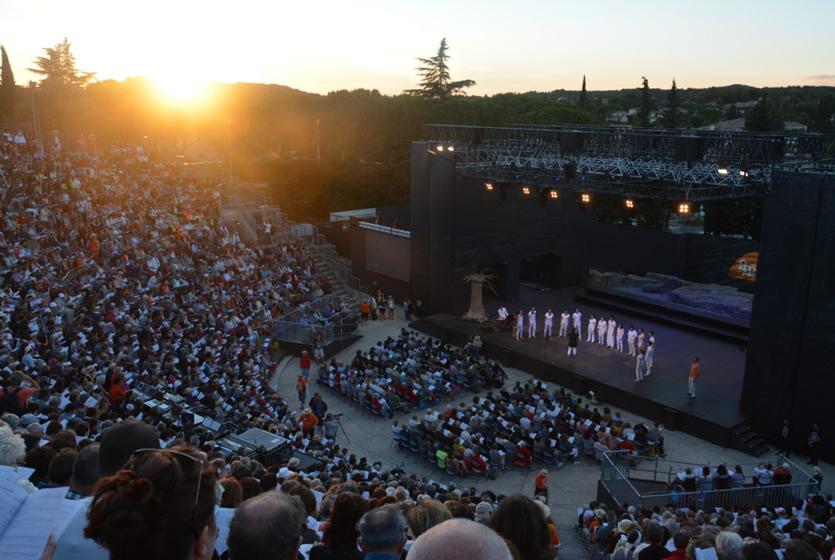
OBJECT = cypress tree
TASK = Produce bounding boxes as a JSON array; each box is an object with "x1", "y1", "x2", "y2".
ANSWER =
[
  {"x1": 579, "y1": 75, "x2": 588, "y2": 109},
  {"x1": 663, "y1": 79, "x2": 680, "y2": 128},
  {"x1": 638, "y1": 76, "x2": 651, "y2": 127}
]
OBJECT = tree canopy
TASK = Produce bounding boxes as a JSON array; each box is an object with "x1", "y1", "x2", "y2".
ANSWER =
[
  {"x1": 28, "y1": 38, "x2": 94, "y2": 87},
  {"x1": 405, "y1": 38, "x2": 475, "y2": 99},
  {"x1": 662, "y1": 79, "x2": 680, "y2": 128}
]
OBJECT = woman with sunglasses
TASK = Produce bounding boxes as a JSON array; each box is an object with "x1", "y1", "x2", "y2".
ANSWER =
[{"x1": 83, "y1": 447, "x2": 218, "y2": 560}]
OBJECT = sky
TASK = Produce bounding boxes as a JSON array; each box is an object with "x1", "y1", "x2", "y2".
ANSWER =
[{"x1": 1, "y1": 0, "x2": 834, "y2": 95}]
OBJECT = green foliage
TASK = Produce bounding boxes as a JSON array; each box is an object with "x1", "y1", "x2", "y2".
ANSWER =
[
  {"x1": 638, "y1": 77, "x2": 651, "y2": 127},
  {"x1": 405, "y1": 38, "x2": 475, "y2": 99},
  {"x1": 28, "y1": 38, "x2": 95, "y2": 87},
  {"x1": 0, "y1": 46, "x2": 15, "y2": 124},
  {"x1": 579, "y1": 75, "x2": 588, "y2": 109},
  {"x1": 662, "y1": 79, "x2": 680, "y2": 128},
  {"x1": 745, "y1": 93, "x2": 782, "y2": 132}
]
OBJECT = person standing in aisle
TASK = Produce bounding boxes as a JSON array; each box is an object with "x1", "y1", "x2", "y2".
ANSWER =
[
  {"x1": 567, "y1": 327, "x2": 579, "y2": 357},
  {"x1": 688, "y1": 357, "x2": 700, "y2": 398},
  {"x1": 635, "y1": 349, "x2": 646, "y2": 382},
  {"x1": 297, "y1": 374, "x2": 308, "y2": 406},
  {"x1": 559, "y1": 310, "x2": 570, "y2": 338},
  {"x1": 528, "y1": 307, "x2": 538, "y2": 339},
  {"x1": 644, "y1": 342, "x2": 655, "y2": 376},
  {"x1": 606, "y1": 316, "x2": 616, "y2": 349},
  {"x1": 616, "y1": 323, "x2": 625, "y2": 352},
  {"x1": 514, "y1": 311, "x2": 524, "y2": 341},
  {"x1": 572, "y1": 308, "x2": 583, "y2": 339},
  {"x1": 587, "y1": 315, "x2": 597, "y2": 343},
  {"x1": 627, "y1": 326, "x2": 638, "y2": 356},
  {"x1": 299, "y1": 350, "x2": 311, "y2": 379},
  {"x1": 543, "y1": 309, "x2": 554, "y2": 339},
  {"x1": 778, "y1": 418, "x2": 792, "y2": 458}
]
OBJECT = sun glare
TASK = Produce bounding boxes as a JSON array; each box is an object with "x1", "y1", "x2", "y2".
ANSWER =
[{"x1": 153, "y1": 75, "x2": 211, "y2": 105}]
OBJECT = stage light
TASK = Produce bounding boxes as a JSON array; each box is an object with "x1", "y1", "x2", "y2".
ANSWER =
[
  {"x1": 717, "y1": 167, "x2": 729, "y2": 175},
  {"x1": 739, "y1": 170, "x2": 749, "y2": 177},
  {"x1": 624, "y1": 198, "x2": 635, "y2": 210},
  {"x1": 436, "y1": 144, "x2": 445, "y2": 152},
  {"x1": 580, "y1": 192, "x2": 592, "y2": 204},
  {"x1": 677, "y1": 201, "x2": 691, "y2": 215},
  {"x1": 549, "y1": 189, "x2": 559, "y2": 199},
  {"x1": 521, "y1": 185, "x2": 532, "y2": 197},
  {"x1": 447, "y1": 145, "x2": 455, "y2": 152},
  {"x1": 484, "y1": 182, "x2": 494, "y2": 192}
]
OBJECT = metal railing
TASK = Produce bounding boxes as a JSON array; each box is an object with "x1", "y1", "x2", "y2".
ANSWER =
[
  {"x1": 273, "y1": 294, "x2": 358, "y2": 345},
  {"x1": 600, "y1": 450, "x2": 820, "y2": 510}
]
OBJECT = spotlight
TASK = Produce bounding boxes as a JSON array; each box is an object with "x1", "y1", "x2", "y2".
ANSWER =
[
  {"x1": 739, "y1": 170, "x2": 748, "y2": 177},
  {"x1": 624, "y1": 198, "x2": 635, "y2": 210},
  {"x1": 580, "y1": 192, "x2": 592, "y2": 204},
  {"x1": 677, "y1": 201, "x2": 691, "y2": 215},
  {"x1": 484, "y1": 182, "x2": 494, "y2": 192},
  {"x1": 549, "y1": 189, "x2": 559, "y2": 200},
  {"x1": 521, "y1": 185, "x2": 532, "y2": 197},
  {"x1": 717, "y1": 167, "x2": 729, "y2": 175},
  {"x1": 447, "y1": 145, "x2": 455, "y2": 152},
  {"x1": 436, "y1": 144, "x2": 445, "y2": 152}
]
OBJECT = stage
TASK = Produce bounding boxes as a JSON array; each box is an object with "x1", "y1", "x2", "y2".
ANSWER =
[{"x1": 412, "y1": 294, "x2": 750, "y2": 449}]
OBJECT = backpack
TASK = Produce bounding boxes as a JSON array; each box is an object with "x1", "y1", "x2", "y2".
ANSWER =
[{"x1": 0, "y1": 387, "x2": 23, "y2": 416}]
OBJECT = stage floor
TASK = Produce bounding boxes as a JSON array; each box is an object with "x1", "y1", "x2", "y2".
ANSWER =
[{"x1": 414, "y1": 288, "x2": 750, "y2": 447}]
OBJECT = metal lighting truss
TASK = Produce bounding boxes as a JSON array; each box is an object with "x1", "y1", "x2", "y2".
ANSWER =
[{"x1": 425, "y1": 124, "x2": 835, "y2": 201}]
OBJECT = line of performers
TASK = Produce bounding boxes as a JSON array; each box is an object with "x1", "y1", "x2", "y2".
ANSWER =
[{"x1": 496, "y1": 306, "x2": 657, "y2": 382}]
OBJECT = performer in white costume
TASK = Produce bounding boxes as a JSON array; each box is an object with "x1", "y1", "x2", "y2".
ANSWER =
[
  {"x1": 543, "y1": 309, "x2": 554, "y2": 338},
  {"x1": 527, "y1": 307, "x2": 537, "y2": 339},
  {"x1": 587, "y1": 316, "x2": 597, "y2": 343}
]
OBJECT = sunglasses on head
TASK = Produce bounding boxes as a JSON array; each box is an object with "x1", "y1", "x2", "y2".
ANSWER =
[{"x1": 132, "y1": 448, "x2": 206, "y2": 525}]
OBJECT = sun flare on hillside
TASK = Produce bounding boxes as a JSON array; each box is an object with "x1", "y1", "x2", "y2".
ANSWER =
[{"x1": 152, "y1": 73, "x2": 212, "y2": 105}]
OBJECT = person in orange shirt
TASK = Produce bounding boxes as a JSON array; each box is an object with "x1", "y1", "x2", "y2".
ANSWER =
[
  {"x1": 299, "y1": 408, "x2": 319, "y2": 438},
  {"x1": 360, "y1": 300, "x2": 370, "y2": 321},
  {"x1": 534, "y1": 468, "x2": 550, "y2": 503},
  {"x1": 108, "y1": 373, "x2": 127, "y2": 408},
  {"x1": 688, "y1": 356, "x2": 700, "y2": 399},
  {"x1": 296, "y1": 375, "x2": 308, "y2": 406},
  {"x1": 89, "y1": 234, "x2": 100, "y2": 260}
]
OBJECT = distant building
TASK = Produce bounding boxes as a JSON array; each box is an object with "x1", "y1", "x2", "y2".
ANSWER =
[
  {"x1": 783, "y1": 121, "x2": 808, "y2": 131},
  {"x1": 607, "y1": 107, "x2": 639, "y2": 123},
  {"x1": 722, "y1": 100, "x2": 760, "y2": 115}
]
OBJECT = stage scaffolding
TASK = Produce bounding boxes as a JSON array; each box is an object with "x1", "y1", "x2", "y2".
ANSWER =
[{"x1": 424, "y1": 124, "x2": 835, "y2": 201}]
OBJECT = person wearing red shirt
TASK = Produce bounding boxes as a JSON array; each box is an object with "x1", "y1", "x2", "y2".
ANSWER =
[
  {"x1": 299, "y1": 409, "x2": 319, "y2": 438},
  {"x1": 299, "y1": 351, "x2": 311, "y2": 379}
]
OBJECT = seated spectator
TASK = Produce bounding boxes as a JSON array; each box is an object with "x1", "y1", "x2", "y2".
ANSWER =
[
  {"x1": 406, "y1": 499, "x2": 453, "y2": 539},
  {"x1": 310, "y1": 493, "x2": 368, "y2": 560},
  {"x1": 228, "y1": 492, "x2": 307, "y2": 560},
  {"x1": 358, "y1": 504, "x2": 408, "y2": 560},
  {"x1": 406, "y1": 518, "x2": 512, "y2": 560},
  {"x1": 67, "y1": 443, "x2": 100, "y2": 499},
  {"x1": 84, "y1": 447, "x2": 217, "y2": 560},
  {"x1": 490, "y1": 494, "x2": 555, "y2": 560}
]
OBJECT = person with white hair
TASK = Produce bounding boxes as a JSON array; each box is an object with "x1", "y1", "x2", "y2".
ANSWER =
[
  {"x1": 0, "y1": 420, "x2": 26, "y2": 466},
  {"x1": 714, "y1": 530, "x2": 743, "y2": 560}
]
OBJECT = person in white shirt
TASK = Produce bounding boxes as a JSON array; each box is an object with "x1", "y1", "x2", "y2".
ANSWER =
[
  {"x1": 587, "y1": 316, "x2": 597, "y2": 343},
  {"x1": 635, "y1": 349, "x2": 645, "y2": 382},
  {"x1": 572, "y1": 308, "x2": 583, "y2": 338},
  {"x1": 558, "y1": 310, "x2": 570, "y2": 338},
  {"x1": 648, "y1": 331, "x2": 656, "y2": 348},
  {"x1": 637, "y1": 328, "x2": 645, "y2": 352},
  {"x1": 527, "y1": 307, "x2": 537, "y2": 339},
  {"x1": 497, "y1": 306, "x2": 509, "y2": 321},
  {"x1": 514, "y1": 311, "x2": 524, "y2": 341},
  {"x1": 627, "y1": 327, "x2": 638, "y2": 356},
  {"x1": 644, "y1": 342, "x2": 655, "y2": 376},
  {"x1": 597, "y1": 318, "x2": 607, "y2": 346},
  {"x1": 543, "y1": 309, "x2": 554, "y2": 338},
  {"x1": 606, "y1": 317, "x2": 616, "y2": 349},
  {"x1": 615, "y1": 323, "x2": 625, "y2": 352}
]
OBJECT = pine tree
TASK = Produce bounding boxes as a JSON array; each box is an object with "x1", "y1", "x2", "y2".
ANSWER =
[
  {"x1": 0, "y1": 46, "x2": 15, "y2": 124},
  {"x1": 745, "y1": 92, "x2": 782, "y2": 132},
  {"x1": 579, "y1": 75, "x2": 588, "y2": 109},
  {"x1": 28, "y1": 37, "x2": 94, "y2": 87},
  {"x1": 662, "y1": 79, "x2": 680, "y2": 128},
  {"x1": 405, "y1": 38, "x2": 475, "y2": 99},
  {"x1": 638, "y1": 76, "x2": 651, "y2": 127}
]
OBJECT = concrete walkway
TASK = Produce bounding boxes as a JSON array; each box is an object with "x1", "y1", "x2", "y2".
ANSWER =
[{"x1": 272, "y1": 315, "x2": 833, "y2": 559}]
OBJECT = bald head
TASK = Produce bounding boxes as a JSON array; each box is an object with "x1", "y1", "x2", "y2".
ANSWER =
[
  {"x1": 227, "y1": 492, "x2": 306, "y2": 560},
  {"x1": 406, "y1": 518, "x2": 512, "y2": 560}
]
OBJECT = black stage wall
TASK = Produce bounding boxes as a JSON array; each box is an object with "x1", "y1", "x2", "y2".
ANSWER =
[
  {"x1": 742, "y1": 171, "x2": 835, "y2": 457},
  {"x1": 410, "y1": 142, "x2": 758, "y2": 315}
]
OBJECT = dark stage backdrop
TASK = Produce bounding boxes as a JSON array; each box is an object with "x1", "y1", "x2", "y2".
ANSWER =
[
  {"x1": 742, "y1": 171, "x2": 835, "y2": 458},
  {"x1": 409, "y1": 142, "x2": 759, "y2": 315}
]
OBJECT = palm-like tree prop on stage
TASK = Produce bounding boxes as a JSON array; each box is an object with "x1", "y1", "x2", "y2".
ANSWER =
[{"x1": 462, "y1": 272, "x2": 496, "y2": 322}]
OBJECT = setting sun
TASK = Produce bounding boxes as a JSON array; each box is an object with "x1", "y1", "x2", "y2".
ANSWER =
[{"x1": 152, "y1": 74, "x2": 211, "y2": 105}]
